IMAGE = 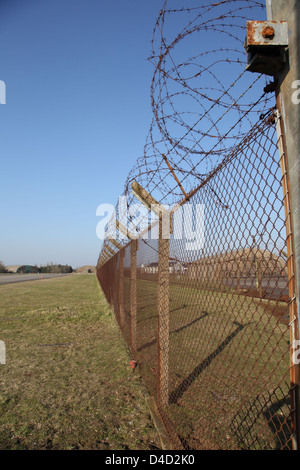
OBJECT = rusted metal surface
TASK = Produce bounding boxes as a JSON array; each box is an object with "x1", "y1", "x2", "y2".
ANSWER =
[
  {"x1": 262, "y1": 26, "x2": 275, "y2": 39},
  {"x1": 130, "y1": 240, "x2": 137, "y2": 355},
  {"x1": 118, "y1": 249, "x2": 125, "y2": 328},
  {"x1": 275, "y1": 99, "x2": 300, "y2": 450},
  {"x1": 96, "y1": 1, "x2": 299, "y2": 450},
  {"x1": 246, "y1": 21, "x2": 288, "y2": 47},
  {"x1": 97, "y1": 112, "x2": 295, "y2": 449},
  {"x1": 267, "y1": 0, "x2": 300, "y2": 450},
  {"x1": 245, "y1": 21, "x2": 289, "y2": 76}
]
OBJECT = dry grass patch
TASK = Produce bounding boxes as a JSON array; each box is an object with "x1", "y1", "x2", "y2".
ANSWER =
[{"x1": 0, "y1": 274, "x2": 161, "y2": 450}]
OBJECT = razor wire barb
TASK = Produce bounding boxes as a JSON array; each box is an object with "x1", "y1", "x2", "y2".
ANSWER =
[{"x1": 124, "y1": 0, "x2": 272, "y2": 206}]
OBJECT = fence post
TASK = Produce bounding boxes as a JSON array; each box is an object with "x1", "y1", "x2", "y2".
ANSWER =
[
  {"x1": 275, "y1": 107, "x2": 300, "y2": 450},
  {"x1": 130, "y1": 239, "x2": 138, "y2": 355},
  {"x1": 119, "y1": 249, "x2": 125, "y2": 328},
  {"x1": 266, "y1": 0, "x2": 300, "y2": 450},
  {"x1": 157, "y1": 212, "x2": 170, "y2": 410},
  {"x1": 130, "y1": 181, "x2": 171, "y2": 408}
]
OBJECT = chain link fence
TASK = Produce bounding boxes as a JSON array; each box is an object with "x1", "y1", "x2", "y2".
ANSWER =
[
  {"x1": 97, "y1": 110, "x2": 298, "y2": 449},
  {"x1": 96, "y1": 1, "x2": 299, "y2": 450}
]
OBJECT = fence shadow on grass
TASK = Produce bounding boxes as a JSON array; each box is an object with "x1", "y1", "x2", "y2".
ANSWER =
[
  {"x1": 169, "y1": 321, "x2": 245, "y2": 405},
  {"x1": 231, "y1": 391, "x2": 292, "y2": 450},
  {"x1": 137, "y1": 310, "x2": 209, "y2": 353}
]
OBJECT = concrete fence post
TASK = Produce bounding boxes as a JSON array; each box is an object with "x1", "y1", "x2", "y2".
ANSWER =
[{"x1": 266, "y1": 0, "x2": 300, "y2": 451}]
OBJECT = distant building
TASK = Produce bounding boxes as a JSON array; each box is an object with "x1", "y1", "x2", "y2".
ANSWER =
[
  {"x1": 6, "y1": 265, "x2": 22, "y2": 273},
  {"x1": 140, "y1": 260, "x2": 188, "y2": 274},
  {"x1": 187, "y1": 248, "x2": 287, "y2": 281},
  {"x1": 17, "y1": 265, "x2": 40, "y2": 274},
  {"x1": 75, "y1": 265, "x2": 96, "y2": 274}
]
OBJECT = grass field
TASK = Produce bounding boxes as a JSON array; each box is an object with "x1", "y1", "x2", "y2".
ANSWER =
[
  {"x1": 127, "y1": 278, "x2": 292, "y2": 450},
  {"x1": 0, "y1": 274, "x2": 161, "y2": 450}
]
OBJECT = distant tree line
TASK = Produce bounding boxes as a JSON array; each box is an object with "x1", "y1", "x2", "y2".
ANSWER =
[
  {"x1": 39, "y1": 264, "x2": 73, "y2": 274},
  {"x1": 17, "y1": 264, "x2": 73, "y2": 274},
  {"x1": 1, "y1": 261, "x2": 73, "y2": 274},
  {"x1": 0, "y1": 261, "x2": 8, "y2": 273}
]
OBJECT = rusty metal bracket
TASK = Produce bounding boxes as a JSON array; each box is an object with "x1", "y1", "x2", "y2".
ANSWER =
[{"x1": 245, "y1": 21, "x2": 289, "y2": 76}]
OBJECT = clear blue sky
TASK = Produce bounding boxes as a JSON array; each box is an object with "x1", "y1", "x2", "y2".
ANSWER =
[
  {"x1": 0, "y1": 0, "x2": 163, "y2": 268},
  {"x1": 0, "y1": 0, "x2": 267, "y2": 269}
]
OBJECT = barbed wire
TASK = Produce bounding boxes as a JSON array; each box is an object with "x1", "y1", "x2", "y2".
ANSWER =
[
  {"x1": 96, "y1": 2, "x2": 294, "y2": 451},
  {"x1": 100, "y1": 0, "x2": 276, "y2": 257}
]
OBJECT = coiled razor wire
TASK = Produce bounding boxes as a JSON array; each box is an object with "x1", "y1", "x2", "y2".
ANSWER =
[{"x1": 102, "y1": 0, "x2": 275, "y2": 253}]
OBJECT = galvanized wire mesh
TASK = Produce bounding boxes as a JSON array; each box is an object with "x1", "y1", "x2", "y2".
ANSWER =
[{"x1": 96, "y1": 0, "x2": 299, "y2": 450}]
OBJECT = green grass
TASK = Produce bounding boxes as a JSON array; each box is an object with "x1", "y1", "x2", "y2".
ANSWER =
[
  {"x1": 131, "y1": 278, "x2": 292, "y2": 450},
  {"x1": 5, "y1": 272, "x2": 290, "y2": 450},
  {"x1": 0, "y1": 274, "x2": 161, "y2": 450}
]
